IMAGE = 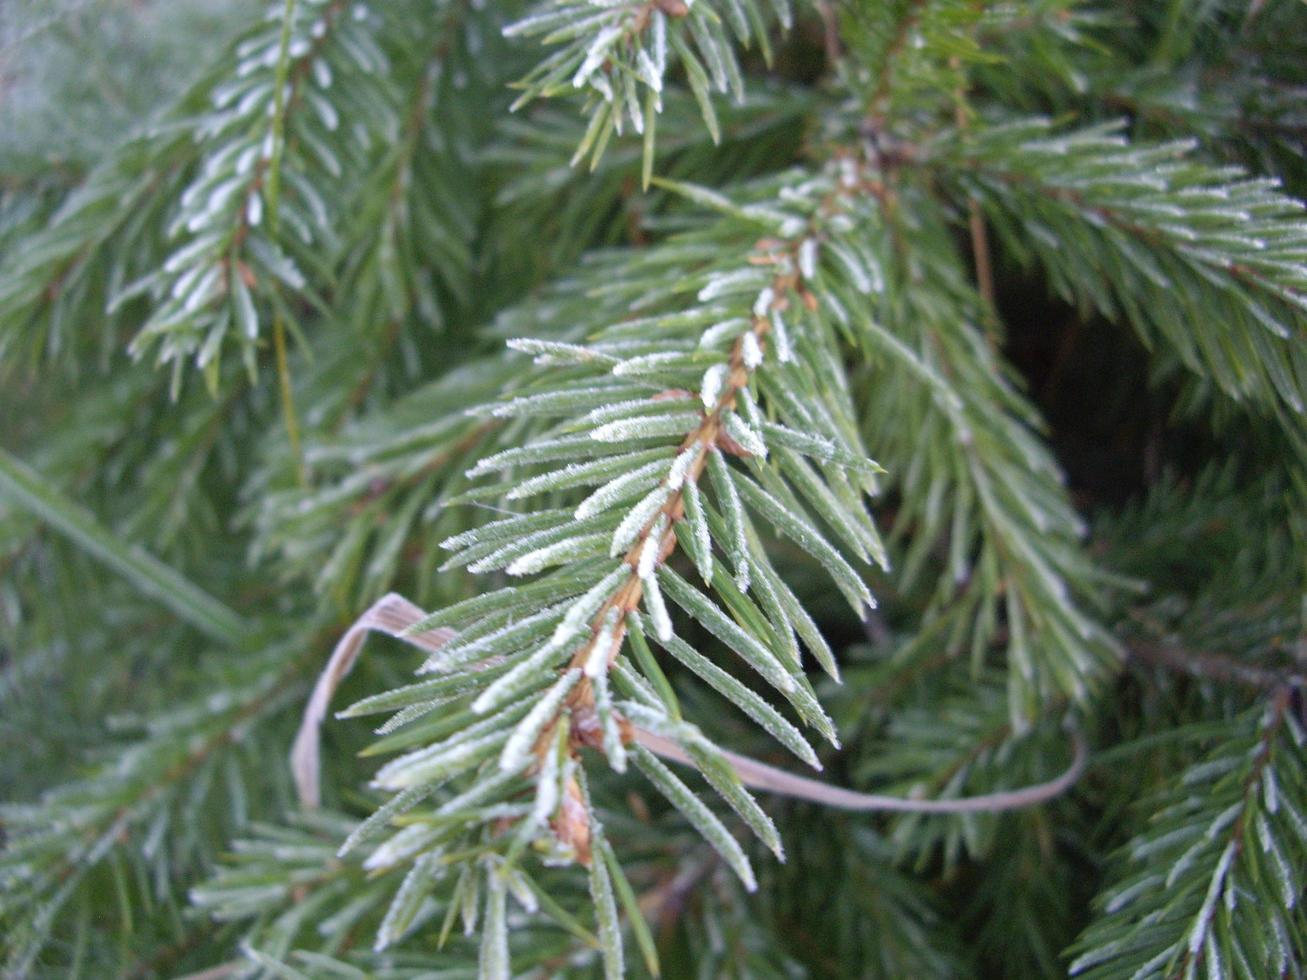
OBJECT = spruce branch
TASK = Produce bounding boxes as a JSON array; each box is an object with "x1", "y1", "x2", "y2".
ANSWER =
[
  {"x1": 503, "y1": 0, "x2": 795, "y2": 179},
  {"x1": 844, "y1": 178, "x2": 1121, "y2": 722},
  {"x1": 934, "y1": 116, "x2": 1307, "y2": 418},
  {"x1": 0, "y1": 640, "x2": 314, "y2": 977},
  {"x1": 5, "y1": 1, "x2": 1307, "y2": 974},
  {"x1": 1069, "y1": 689, "x2": 1307, "y2": 978},
  {"x1": 294, "y1": 572, "x2": 1089, "y2": 972}
]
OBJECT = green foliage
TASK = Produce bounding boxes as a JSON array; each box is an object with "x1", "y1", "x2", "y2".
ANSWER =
[
  {"x1": 1069, "y1": 699, "x2": 1307, "y2": 979},
  {"x1": 2, "y1": 0, "x2": 1306, "y2": 977}
]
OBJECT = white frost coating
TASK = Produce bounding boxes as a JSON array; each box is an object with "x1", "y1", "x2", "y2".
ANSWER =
[
  {"x1": 1187, "y1": 840, "x2": 1235, "y2": 956},
  {"x1": 611, "y1": 484, "x2": 672, "y2": 555},
  {"x1": 591, "y1": 412, "x2": 700, "y2": 442},
  {"x1": 699, "y1": 318, "x2": 751, "y2": 348},
  {"x1": 1264, "y1": 767, "x2": 1279, "y2": 813},
  {"x1": 651, "y1": 9, "x2": 667, "y2": 74},
  {"x1": 466, "y1": 435, "x2": 591, "y2": 477},
  {"x1": 506, "y1": 868, "x2": 540, "y2": 914},
  {"x1": 506, "y1": 337, "x2": 609, "y2": 364},
  {"x1": 573, "y1": 25, "x2": 622, "y2": 88},
  {"x1": 684, "y1": 479, "x2": 714, "y2": 582},
  {"x1": 481, "y1": 873, "x2": 509, "y2": 978},
  {"x1": 362, "y1": 823, "x2": 436, "y2": 872},
  {"x1": 780, "y1": 217, "x2": 807, "y2": 238},
  {"x1": 643, "y1": 572, "x2": 673, "y2": 641},
  {"x1": 442, "y1": 510, "x2": 558, "y2": 550},
  {"x1": 698, "y1": 268, "x2": 768, "y2": 302},
  {"x1": 581, "y1": 395, "x2": 687, "y2": 426},
  {"x1": 624, "y1": 74, "x2": 644, "y2": 134},
  {"x1": 163, "y1": 232, "x2": 222, "y2": 274},
  {"x1": 501, "y1": 7, "x2": 566, "y2": 37},
  {"x1": 827, "y1": 240, "x2": 874, "y2": 294},
  {"x1": 637, "y1": 515, "x2": 668, "y2": 579},
  {"x1": 634, "y1": 747, "x2": 757, "y2": 891},
  {"x1": 636, "y1": 50, "x2": 663, "y2": 92},
  {"x1": 530, "y1": 737, "x2": 561, "y2": 823},
  {"x1": 771, "y1": 311, "x2": 794, "y2": 363},
  {"x1": 374, "y1": 855, "x2": 439, "y2": 948},
  {"x1": 490, "y1": 383, "x2": 622, "y2": 419},
  {"x1": 709, "y1": 448, "x2": 751, "y2": 591},
  {"x1": 666, "y1": 446, "x2": 698, "y2": 491},
  {"x1": 753, "y1": 287, "x2": 775, "y2": 317},
  {"x1": 500, "y1": 669, "x2": 582, "y2": 772},
  {"x1": 614, "y1": 644, "x2": 661, "y2": 708},
  {"x1": 417, "y1": 602, "x2": 560, "y2": 673},
  {"x1": 700, "y1": 363, "x2": 727, "y2": 409},
  {"x1": 509, "y1": 452, "x2": 652, "y2": 500},
  {"x1": 246, "y1": 192, "x2": 264, "y2": 227},
  {"x1": 594, "y1": 669, "x2": 627, "y2": 772},
  {"x1": 584, "y1": 611, "x2": 620, "y2": 679},
  {"x1": 472, "y1": 641, "x2": 567, "y2": 714},
  {"x1": 373, "y1": 727, "x2": 507, "y2": 790},
  {"x1": 1256, "y1": 811, "x2": 1296, "y2": 906},
  {"x1": 505, "y1": 533, "x2": 604, "y2": 576},
  {"x1": 736, "y1": 386, "x2": 762, "y2": 428},
  {"x1": 576, "y1": 458, "x2": 668, "y2": 520},
  {"x1": 724, "y1": 413, "x2": 768, "y2": 458},
  {"x1": 612, "y1": 351, "x2": 690, "y2": 376},
  {"x1": 740, "y1": 331, "x2": 764, "y2": 369},
  {"x1": 798, "y1": 238, "x2": 818, "y2": 280},
  {"x1": 551, "y1": 566, "x2": 629, "y2": 648}
]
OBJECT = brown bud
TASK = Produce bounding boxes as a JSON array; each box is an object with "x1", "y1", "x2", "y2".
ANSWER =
[{"x1": 551, "y1": 775, "x2": 592, "y2": 865}]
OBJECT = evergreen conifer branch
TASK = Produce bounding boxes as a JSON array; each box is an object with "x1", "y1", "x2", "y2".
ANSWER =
[
  {"x1": 0, "y1": 641, "x2": 312, "y2": 977},
  {"x1": 4, "y1": 0, "x2": 1307, "y2": 974},
  {"x1": 126, "y1": 0, "x2": 406, "y2": 387},
  {"x1": 934, "y1": 116, "x2": 1307, "y2": 417},
  {"x1": 503, "y1": 0, "x2": 795, "y2": 178},
  {"x1": 247, "y1": 360, "x2": 514, "y2": 607},
  {"x1": 313, "y1": 167, "x2": 901, "y2": 972},
  {"x1": 843, "y1": 187, "x2": 1121, "y2": 722},
  {"x1": 760, "y1": 818, "x2": 971, "y2": 976},
  {"x1": 0, "y1": 126, "x2": 202, "y2": 370},
  {"x1": 1069, "y1": 691, "x2": 1307, "y2": 979}
]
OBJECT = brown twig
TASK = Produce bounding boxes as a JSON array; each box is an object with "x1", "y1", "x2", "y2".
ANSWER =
[
  {"x1": 635, "y1": 726, "x2": 1089, "y2": 813},
  {"x1": 300, "y1": 594, "x2": 1091, "y2": 817},
  {"x1": 1128, "y1": 639, "x2": 1302, "y2": 692}
]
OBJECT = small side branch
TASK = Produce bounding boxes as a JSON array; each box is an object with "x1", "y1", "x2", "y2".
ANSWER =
[{"x1": 1128, "y1": 639, "x2": 1303, "y2": 693}]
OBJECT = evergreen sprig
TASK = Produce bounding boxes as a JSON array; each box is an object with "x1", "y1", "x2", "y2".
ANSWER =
[
  {"x1": 935, "y1": 116, "x2": 1307, "y2": 418},
  {"x1": 330, "y1": 168, "x2": 900, "y2": 971},
  {"x1": 1069, "y1": 694, "x2": 1307, "y2": 979},
  {"x1": 505, "y1": 0, "x2": 792, "y2": 179},
  {"x1": 3, "y1": 0, "x2": 1307, "y2": 976}
]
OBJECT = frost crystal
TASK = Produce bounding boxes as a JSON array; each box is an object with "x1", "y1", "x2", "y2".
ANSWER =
[
  {"x1": 798, "y1": 238, "x2": 818, "y2": 279},
  {"x1": 740, "y1": 331, "x2": 764, "y2": 369},
  {"x1": 700, "y1": 363, "x2": 727, "y2": 408},
  {"x1": 637, "y1": 515, "x2": 668, "y2": 579}
]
